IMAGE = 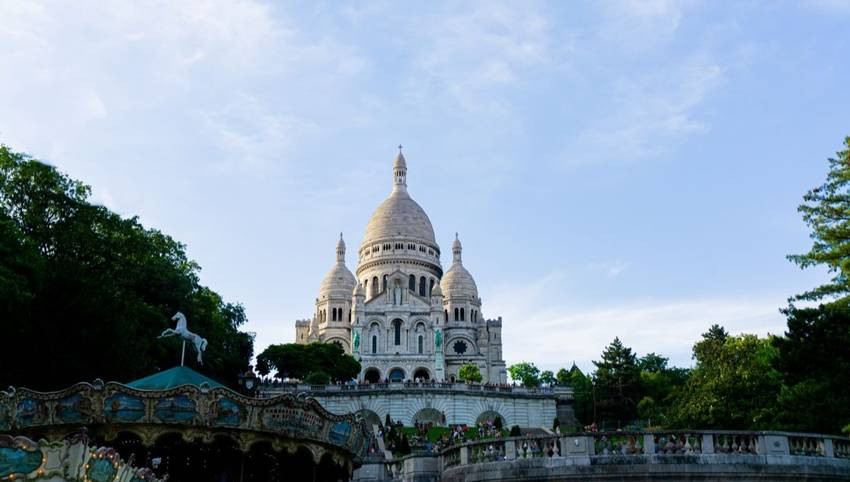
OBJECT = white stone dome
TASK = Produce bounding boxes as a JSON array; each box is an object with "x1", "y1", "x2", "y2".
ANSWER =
[
  {"x1": 441, "y1": 264, "x2": 478, "y2": 298},
  {"x1": 440, "y1": 234, "x2": 478, "y2": 298},
  {"x1": 362, "y1": 190, "x2": 437, "y2": 246},
  {"x1": 319, "y1": 263, "x2": 356, "y2": 299},
  {"x1": 319, "y1": 234, "x2": 356, "y2": 299},
  {"x1": 361, "y1": 150, "x2": 437, "y2": 247}
]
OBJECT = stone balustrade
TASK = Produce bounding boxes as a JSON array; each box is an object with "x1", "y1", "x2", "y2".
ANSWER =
[
  {"x1": 259, "y1": 381, "x2": 566, "y2": 398},
  {"x1": 432, "y1": 430, "x2": 850, "y2": 481}
]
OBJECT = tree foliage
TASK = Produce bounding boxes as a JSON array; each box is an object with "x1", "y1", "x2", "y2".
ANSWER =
[
  {"x1": 457, "y1": 363, "x2": 482, "y2": 383},
  {"x1": 566, "y1": 365, "x2": 595, "y2": 426},
  {"x1": 637, "y1": 353, "x2": 689, "y2": 425},
  {"x1": 0, "y1": 146, "x2": 254, "y2": 389},
  {"x1": 772, "y1": 301, "x2": 850, "y2": 434},
  {"x1": 507, "y1": 362, "x2": 540, "y2": 387},
  {"x1": 788, "y1": 137, "x2": 850, "y2": 301},
  {"x1": 256, "y1": 342, "x2": 360, "y2": 383},
  {"x1": 592, "y1": 338, "x2": 641, "y2": 424},
  {"x1": 669, "y1": 328, "x2": 780, "y2": 429}
]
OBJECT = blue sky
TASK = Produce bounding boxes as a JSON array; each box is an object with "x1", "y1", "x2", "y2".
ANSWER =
[{"x1": 1, "y1": 0, "x2": 848, "y2": 373}]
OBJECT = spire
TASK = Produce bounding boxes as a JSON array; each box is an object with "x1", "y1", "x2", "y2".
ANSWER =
[
  {"x1": 392, "y1": 145, "x2": 407, "y2": 193},
  {"x1": 452, "y1": 232, "x2": 462, "y2": 264},
  {"x1": 336, "y1": 232, "x2": 346, "y2": 263}
]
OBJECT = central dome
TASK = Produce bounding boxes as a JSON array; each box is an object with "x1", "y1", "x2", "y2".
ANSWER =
[
  {"x1": 362, "y1": 190, "x2": 437, "y2": 246},
  {"x1": 360, "y1": 150, "x2": 437, "y2": 248}
]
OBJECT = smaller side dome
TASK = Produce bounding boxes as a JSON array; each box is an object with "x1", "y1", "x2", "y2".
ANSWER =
[
  {"x1": 440, "y1": 233, "x2": 478, "y2": 299},
  {"x1": 319, "y1": 234, "x2": 356, "y2": 299}
]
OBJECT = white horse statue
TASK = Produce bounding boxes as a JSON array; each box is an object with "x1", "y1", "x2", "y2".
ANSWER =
[{"x1": 159, "y1": 312, "x2": 208, "y2": 365}]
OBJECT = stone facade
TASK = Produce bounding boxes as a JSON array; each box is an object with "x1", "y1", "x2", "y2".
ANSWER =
[{"x1": 295, "y1": 150, "x2": 507, "y2": 384}]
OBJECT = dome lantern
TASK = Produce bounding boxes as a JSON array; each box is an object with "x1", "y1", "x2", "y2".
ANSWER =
[
  {"x1": 336, "y1": 232, "x2": 346, "y2": 263},
  {"x1": 393, "y1": 144, "x2": 407, "y2": 192},
  {"x1": 452, "y1": 232, "x2": 462, "y2": 264}
]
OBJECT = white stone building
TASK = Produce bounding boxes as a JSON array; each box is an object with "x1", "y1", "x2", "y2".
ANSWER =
[{"x1": 295, "y1": 150, "x2": 507, "y2": 384}]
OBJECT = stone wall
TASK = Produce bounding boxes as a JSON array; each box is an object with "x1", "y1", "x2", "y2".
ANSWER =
[{"x1": 260, "y1": 383, "x2": 572, "y2": 428}]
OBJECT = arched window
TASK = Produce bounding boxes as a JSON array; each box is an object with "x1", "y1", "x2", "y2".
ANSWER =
[
  {"x1": 419, "y1": 276, "x2": 426, "y2": 296},
  {"x1": 372, "y1": 335, "x2": 377, "y2": 354},
  {"x1": 348, "y1": 310, "x2": 351, "y2": 322},
  {"x1": 418, "y1": 335, "x2": 423, "y2": 354},
  {"x1": 393, "y1": 319, "x2": 402, "y2": 345},
  {"x1": 454, "y1": 308, "x2": 459, "y2": 321},
  {"x1": 364, "y1": 279, "x2": 368, "y2": 293},
  {"x1": 409, "y1": 275, "x2": 416, "y2": 291},
  {"x1": 371, "y1": 276, "x2": 378, "y2": 296},
  {"x1": 461, "y1": 308, "x2": 465, "y2": 321},
  {"x1": 429, "y1": 279, "x2": 435, "y2": 296},
  {"x1": 382, "y1": 275, "x2": 388, "y2": 292},
  {"x1": 331, "y1": 308, "x2": 336, "y2": 321},
  {"x1": 445, "y1": 310, "x2": 448, "y2": 322}
]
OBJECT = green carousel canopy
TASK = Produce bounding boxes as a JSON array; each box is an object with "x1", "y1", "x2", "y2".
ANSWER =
[{"x1": 126, "y1": 366, "x2": 226, "y2": 391}]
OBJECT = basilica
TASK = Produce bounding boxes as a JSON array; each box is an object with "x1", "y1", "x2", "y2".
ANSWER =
[{"x1": 295, "y1": 150, "x2": 507, "y2": 384}]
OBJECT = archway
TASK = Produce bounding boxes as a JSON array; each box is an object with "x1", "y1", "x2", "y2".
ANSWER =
[
  {"x1": 387, "y1": 367, "x2": 405, "y2": 382},
  {"x1": 412, "y1": 408, "x2": 445, "y2": 426},
  {"x1": 363, "y1": 368, "x2": 381, "y2": 384},
  {"x1": 476, "y1": 410, "x2": 504, "y2": 426},
  {"x1": 355, "y1": 409, "x2": 382, "y2": 428},
  {"x1": 413, "y1": 368, "x2": 431, "y2": 381}
]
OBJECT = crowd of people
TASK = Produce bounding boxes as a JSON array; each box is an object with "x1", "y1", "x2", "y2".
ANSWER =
[{"x1": 258, "y1": 377, "x2": 525, "y2": 389}]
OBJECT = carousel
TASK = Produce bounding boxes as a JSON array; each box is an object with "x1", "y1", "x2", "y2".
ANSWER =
[{"x1": 0, "y1": 313, "x2": 373, "y2": 481}]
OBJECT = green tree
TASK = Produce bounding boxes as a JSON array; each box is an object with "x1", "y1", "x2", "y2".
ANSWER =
[
  {"x1": 788, "y1": 137, "x2": 850, "y2": 301},
  {"x1": 256, "y1": 342, "x2": 360, "y2": 383},
  {"x1": 772, "y1": 301, "x2": 850, "y2": 434},
  {"x1": 592, "y1": 337, "x2": 641, "y2": 425},
  {"x1": 670, "y1": 329, "x2": 780, "y2": 429},
  {"x1": 567, "y1": 366, "x2": 595, "y2": 426},
  {"x1": 458, "y1": 363, "x2": 482, "y2": 383},
  {"x1": 0, "y1": 146, "x2": 253, "y2": 389},
  {"x1": 556, "y1": 368, "x2": 571, "y2": 385},
  {"x1": 507, "y1": 362, "x2": 540, "y2": 387},
  {"x1": 637, "y1": 353, "x2": 689, "y2": 426},
  {"x1": 304, "y1": 370, "x2": 330, "y2": 385},
  {"x1": 540, "y1": 370, "x2": 556, "y2": 387}
]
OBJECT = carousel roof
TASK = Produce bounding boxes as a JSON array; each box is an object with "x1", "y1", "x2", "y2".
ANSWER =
[{"x1": 126, "y1": 366, "x2": 226, "y2": 391}]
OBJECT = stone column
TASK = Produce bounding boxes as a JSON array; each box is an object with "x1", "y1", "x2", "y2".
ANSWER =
[
  {"x1": 643, "y1": 434, "x2": 655, "y2": 455},
  {"x1": 505, "y1": 440, "x2": 516, "y2": 460},
  {"x1": 701, "y1": 434, "x2": 715, "y2": 454},
  {"x1": 460, "y1": 446, "x2": 469, "y2": 465}
]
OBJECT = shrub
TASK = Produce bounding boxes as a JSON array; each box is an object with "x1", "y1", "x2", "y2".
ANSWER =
[{"x1": 304, "y1": 370, "x2": 329, "y2": 385}]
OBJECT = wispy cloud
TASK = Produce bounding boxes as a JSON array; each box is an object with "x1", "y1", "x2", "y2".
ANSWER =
[
  {"x1": 564, "y1": 56, "x2": 725, "y2": 166},
  {"x1": 487, "y1": 273, "x2": 786, "y2": 373},
  {"x1": 404, "y1": 2, "x2": 550, "y2": 115}
]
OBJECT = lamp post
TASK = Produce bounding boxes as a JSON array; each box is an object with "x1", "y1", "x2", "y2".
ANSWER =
[{"x1": 238, "y1": 365, "x2": 259, "y2": 397}]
